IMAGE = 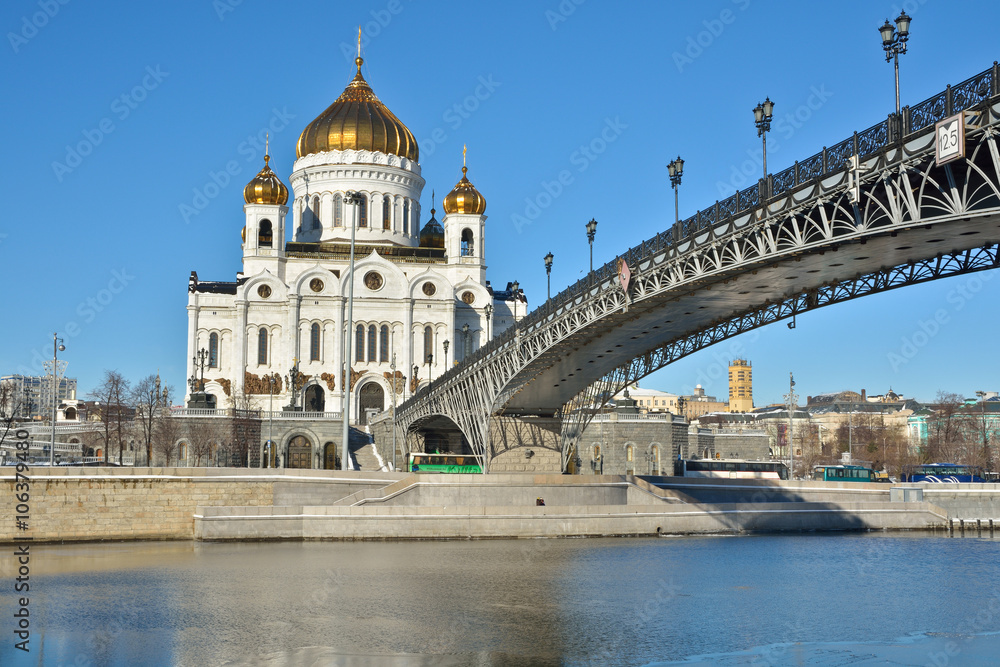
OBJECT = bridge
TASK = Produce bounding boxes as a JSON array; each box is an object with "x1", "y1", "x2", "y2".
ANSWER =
[{"x1": 391, "y1": 61, "x2": 1000, "y2": 472}]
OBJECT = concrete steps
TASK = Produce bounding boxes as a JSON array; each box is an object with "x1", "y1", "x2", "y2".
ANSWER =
[{"x1": 349, "y1": 429, "x2": 384, "y2": 471}]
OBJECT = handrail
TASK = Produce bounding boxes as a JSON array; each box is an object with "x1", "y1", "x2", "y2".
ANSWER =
[{"x1": 405, "y1": 61, "x2": 1000, "y2": 405}]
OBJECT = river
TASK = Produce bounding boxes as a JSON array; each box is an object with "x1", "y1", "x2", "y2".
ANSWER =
[{"x1": 2, "y1": 533, "x2": 999, "y2": 666}]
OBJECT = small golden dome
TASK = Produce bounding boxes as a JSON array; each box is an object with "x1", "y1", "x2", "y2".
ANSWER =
[
  {"x1": 442, "y1": 166, "x2": 486, "y2": 215},
  {"x1": 243, "y1": 154, "x2": 288, "y2": 205},
  {"x1": 296, "y1": 57, "x2": 418, "y2": 161},
  {"x1": 419, "y1": 208, "x2": 444, "y2": 249}
]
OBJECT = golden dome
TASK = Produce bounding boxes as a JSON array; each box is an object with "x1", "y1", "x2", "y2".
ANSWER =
[
  {"x1": 296, "y1": 57, "x2": 418, "y2": 161},
  {"x1": 442, "y1": 166, "x2": 486, "y2": 215},
  {"x1": 243, "y1": 153, "x2": 288, "y2": 205},
  {"x1": 419, "y1": 208, "x2": 444, "y2": 249}
]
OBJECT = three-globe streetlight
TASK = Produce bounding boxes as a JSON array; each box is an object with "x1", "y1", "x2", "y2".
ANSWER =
[
  {"x1": 753, "y1": 98, "x2": 775, "y2": 183},
  {"x1": 585, "y1": 219, "x2": 597, "y2": 273},
  {"x1": 667, "y1": 156, "x2": 684, "y2": 225},
  {"x1": 879, "y1": 11, "x2": 912, "y2": 116},
  {"x1": 544, "y1": 252, "x2": 553, "y2": 302}
]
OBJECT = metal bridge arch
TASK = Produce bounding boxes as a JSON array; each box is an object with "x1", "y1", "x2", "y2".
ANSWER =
[{"x1": 391, "y1": 63, "x2": 1000, "y2": 471}]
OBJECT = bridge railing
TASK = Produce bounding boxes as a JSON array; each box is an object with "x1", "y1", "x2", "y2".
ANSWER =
[{"x1": 405, "y1": 61, "x2": 1000, "y2": 406}]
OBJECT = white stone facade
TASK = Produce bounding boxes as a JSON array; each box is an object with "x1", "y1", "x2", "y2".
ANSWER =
[{"x1": 186, "y1": 147, "x2": 519, "y2": 422}]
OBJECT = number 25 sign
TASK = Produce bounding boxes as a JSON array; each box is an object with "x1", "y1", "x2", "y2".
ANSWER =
[{"x1": 935, "y1": 113, "x2": 965, "y2": 166}]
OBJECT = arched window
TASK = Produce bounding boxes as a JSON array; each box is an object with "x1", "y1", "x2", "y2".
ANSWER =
[
  {"x1": 382, "y1": 196, "x2": 391, "y2": 230},
  {"x1": 423, "y1": 326, "x2": 433, "y2": 364},
  {"x1": 367, "y1": 325, "x2": 376, "y2": 362},
  {"x1": 355, "y1": 324, "x2": 364, "y2": 362},
  {"x1": 209, "y1": 332, "x2": 219, "y2": 368},
  {"x1": 650, "y1": 445, "x2": 661, "y2": 475},
  {"x1": 380, "y1": 325, "x2": 389, "y2": 362},
  {"x1": 592, "y1": 444, "x2": 602, "y2": 473},
  {"x1": 334, "y1": 194, "x2": 343, "y2": 227},
  {"x1": 461, "y1": 228, "x2": 474, "y2": 256},
  {"x1": 358, "y1": 197, "x2": 368, "y2": 228},
  {"x1": 403, "y1": 200, "x2": 409, "y2": 234},
  {"x1": 310, "y1": 323, "x2": 320, "y2": 361},
  {"x1": 625, "y1": 444, "x2": 635, "y2": 475},
  {"x1": 257, "y1": 328, "x2": 268, "y2": 364},
  {"x1": 258, "y1": 219, "x2": 273, "y2": 248},
  {"x1": 179, "y1": 442, "x2": 187, "y2": 463},
  {"x1": 312, "y1": 196, "x2": 321, "y2": 229}
]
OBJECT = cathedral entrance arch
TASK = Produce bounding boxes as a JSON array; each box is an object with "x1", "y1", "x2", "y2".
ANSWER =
[
  {"x1": 304, "y1": 385, "x2": 325, "y2": 412},
  {"x1": 286, "y1": 435, "x2": 312, "y2": 469},
  {"x1": 358, "y1": 382, "x2": 384, "y2": 425}
]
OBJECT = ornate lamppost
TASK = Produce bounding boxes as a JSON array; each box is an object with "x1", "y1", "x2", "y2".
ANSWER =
[
  {"x1": 341, "y1": 190, "x2": 365, "y2": 471},
  {"x1": 484, "y1": 303, "x2": 493, "y2": 341},
  {"x1": 667, "y1": 156, "x2": 684, "y2": 225},
  {"x1": 879, "y1": 11, "x2": 912, "y2": 116},
  {"x1": 511, "y1": 280, "x2": 520, "y2": 324},
  {"x1": 544, "y1": 252, "x2": 553, "y2": 302},
  {"x1": 461, "y1": 323, "x2": 470, "y2": 362},
  {"x1": 48, "y1": 333, "x2": 65, "y2": 466},
  {"x1": 585, "y1": 218, "x2": 597, "y2": 273},
  {"x1": 753, "y1": 98, "x2": 775, "y2": 182},
  {"x1": 390, "y1": 353, "x2": 397, "y2": 471}
]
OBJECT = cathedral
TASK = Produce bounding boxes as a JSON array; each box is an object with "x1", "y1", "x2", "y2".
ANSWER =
[{"x1": 185, "y1": 52, "x2": 521, "y2": 429}]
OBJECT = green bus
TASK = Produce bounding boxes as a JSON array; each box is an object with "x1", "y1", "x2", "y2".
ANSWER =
[
  {"x1": 812, "y1": 465, "x2": 876, "y2": 482},
  {"x1": 407, "y1": 452, "x2": 483, "y2": 473}
]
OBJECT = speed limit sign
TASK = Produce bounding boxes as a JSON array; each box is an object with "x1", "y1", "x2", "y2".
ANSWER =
[{"x1": 935, "y1": 113, "x2": 965, "y2": 166}]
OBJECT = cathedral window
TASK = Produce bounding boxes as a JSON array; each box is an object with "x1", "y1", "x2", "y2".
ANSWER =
[
  {"x1": 380, "y1": 325, "x2": 389, "y2": 363},
  {"x1": 358, "y1": 197, "x2": 368, "y2": 228},
  {"x1": 312, "y1": 197, "x2": 321, "y2": 229},
  {"x1": 461, "y1": 228, "x2": 474, "y2": 256},
  {"x1": 382, "y1": 196, "x2": 391, "y2": 230},
  {"x1": 334, "y1": 194, "x2": 343, "y2": 227},
  {"x1": 403, "y1": 200, "x2": 409, "y2": 234},
  {"x1": 209, "y1": 333, "x2": 219, "y2": 368},
  {"x1": 258, "y1": 219, "x2": 273, "y2": 248},
  {"x1": 423, "y1": 326, "x2": 433, "y2": 364},
  {"x1": 310, "y1": 323, "x2": 320, "y2": 362},
  {"x1": 257, "y1": 328, "x2": 268, "y2": 365},
  {"x1": 367, "y1": 325, "x2": 376, "y2": 362},
  {"x1": 355, "y1": 324, "x2": 364, "y2": 362}
]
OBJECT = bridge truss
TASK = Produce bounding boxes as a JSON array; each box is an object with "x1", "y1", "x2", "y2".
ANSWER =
[{"x1": 392, "y1": 62, "x2": 1000, "y2": 472}]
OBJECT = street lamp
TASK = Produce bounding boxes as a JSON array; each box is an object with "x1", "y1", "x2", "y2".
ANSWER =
[
  {"x1": 341, "y1": 190, "x2": 365, "y2": 471},
  {"x1": 443, "y1": 340, "x2": 449, "y2": 368},
  {"x1": 412, "y1": 365, "x2": 420, "y2": 395},
  {"x1": 390, "y1": 353, "x2": 397, "y2": 471},
  {"x1": 49, "y1": 333, "x2": 65, "y2": 467},
  {"x1": 753, "y1": 98, "x2": 775, "y2": 182},
  {"x1": 511, "y1": 281, "x2": 520, "y2": 324},
  {"x1": 461, "y1": 323, "x2": 470, "y2": 361},
  {"x1": 585, "y1": 218, "x2": 597, "y2": 273},
  {"x1": 544, "y1": 252, "x2": 553, "y2": 302},
  {"x1": 879, "y1": 11, "x2": 912, "y2": 116},
  {"x1": 425, "y1": 353, "x2": 433, "y2": 391},
  {"x1": 667, "y1": 156, "x2": 684, "y2": 225},
  {"x1": 484, "y1": 303, "x2": 493, "y2": 341},
  {"x1": 265, "y1": 374, "x2": 275, "y2": 468}
]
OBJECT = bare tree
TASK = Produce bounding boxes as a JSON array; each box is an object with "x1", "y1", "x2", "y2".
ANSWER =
[
  {"x1": 154, "y1": 408, "x2": 182, "y2": 466},
  {"x1": 0, "y1": 380, "x2": 25, "y2": 446},
  {"x1": 926, "y1": 392, "x2": 970, "y2": 463},
  {"x1": 133, "y1": 374, "x2": 171, "y2": 466},
  {"x1": 88, "y1": 370, "x2": 132, "y2": 464},
  {"x1": 186, "y1": 418, "x2": 225, "y2": 466},
  {"x1": 228, "y1": 390, "x2": 261, "y2": 467}
]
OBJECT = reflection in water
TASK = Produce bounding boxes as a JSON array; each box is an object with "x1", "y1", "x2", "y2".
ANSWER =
[{"x1": 1, "y1": 533, "x2": 999, "y2": 666}]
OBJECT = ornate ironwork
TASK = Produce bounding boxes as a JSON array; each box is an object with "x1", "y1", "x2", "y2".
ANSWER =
[{"x1": 389, "y1": 62, "x2": 1000, "y2": 472}]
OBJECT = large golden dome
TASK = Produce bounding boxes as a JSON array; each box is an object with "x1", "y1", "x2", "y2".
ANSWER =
[
  {"x1": 243, "y1": 153, "x2": 288, "y2": 205},
  {"x1": 296, "y1": 57, "x2": 418, "y2": 162},
  {"x1": 442, "y1": 166, "x2": 486, "y2": 215}
]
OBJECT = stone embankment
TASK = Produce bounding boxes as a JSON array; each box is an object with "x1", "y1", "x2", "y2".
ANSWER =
[{"x1": 5, "y1": 467, "x2": 993, "y2": 543}]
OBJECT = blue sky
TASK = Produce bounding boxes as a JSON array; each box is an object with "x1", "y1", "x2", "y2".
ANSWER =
[{"x1": 3, "y1": 0, "x2": 998, "y2": 407}]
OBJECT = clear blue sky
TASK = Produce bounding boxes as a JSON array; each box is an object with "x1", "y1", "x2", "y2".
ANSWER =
[{"x1": 3, "y1": 0, "x2": 998, "y2": 407}]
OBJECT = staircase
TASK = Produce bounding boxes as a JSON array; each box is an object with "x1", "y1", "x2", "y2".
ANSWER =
[{"x1": 348, "y1": 427, "x2": 384, "y2": 471}]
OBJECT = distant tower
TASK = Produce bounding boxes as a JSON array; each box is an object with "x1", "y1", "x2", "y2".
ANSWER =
[{"x1": 728, "y1": 359, "x2": 753, "y2": 412}]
